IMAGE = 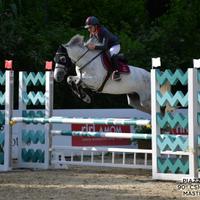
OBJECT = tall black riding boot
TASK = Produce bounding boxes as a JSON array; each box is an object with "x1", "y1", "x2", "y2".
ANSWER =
[{"x1": 111, "y1": 55, "x2": 121, "y2": 81}]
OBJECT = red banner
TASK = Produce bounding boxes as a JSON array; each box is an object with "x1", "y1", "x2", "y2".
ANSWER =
[{"x1": 72, "y1": 124, "x2": 131, "y2": 146}]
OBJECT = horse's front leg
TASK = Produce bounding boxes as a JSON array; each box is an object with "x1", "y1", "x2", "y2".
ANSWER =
[
  {"x1": 67, "y1": 76, "x2": 92, "y2": 103},
  {"x1": 67, "y1": 76, "x2": 81, "y2": 97},
  {"x1": 67, "y1": 75, "x2": 80, "y2": 86}
]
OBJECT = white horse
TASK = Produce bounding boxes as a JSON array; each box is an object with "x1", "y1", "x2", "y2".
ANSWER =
[{"x1": 54, "y1": 34, "x2": 169, "y2": 114}]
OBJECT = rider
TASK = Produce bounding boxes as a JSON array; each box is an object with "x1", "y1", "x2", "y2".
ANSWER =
[{"x1": 84, "y1": 16, "x2": 121, "y2": 81}]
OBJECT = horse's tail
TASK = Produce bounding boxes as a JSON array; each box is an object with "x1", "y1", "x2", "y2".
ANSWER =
[{"x1": 160, "y1": 81, "x2": 175, "y2": 113}]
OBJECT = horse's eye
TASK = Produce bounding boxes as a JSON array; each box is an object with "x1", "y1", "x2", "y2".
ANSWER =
[{"x1": 60, "y1": 56, "x2": 66, "y2": 63}]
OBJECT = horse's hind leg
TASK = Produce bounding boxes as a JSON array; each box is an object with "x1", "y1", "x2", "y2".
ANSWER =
[
  {"x1": 160, "y1": 81, "x2": 175, "y2": 114},
  {"x1": 127, "y1": 93, "x2": 151, "y2": 114}
]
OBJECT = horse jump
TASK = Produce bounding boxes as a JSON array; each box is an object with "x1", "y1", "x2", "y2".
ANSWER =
[
  {"x1": 0, "y1": 58, "x2": 200, "y2": 181},
  {"x1": 0, "y1": 60, "x2": 152, "y2": 172}
]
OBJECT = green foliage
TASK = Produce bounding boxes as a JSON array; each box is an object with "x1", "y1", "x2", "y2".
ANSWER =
[
  {"x1": 143, "y1": 0, "x2": 200, "y2": 69},
  {"x1": 1, "y1": 0, "x2": 200, "y2": 107}
]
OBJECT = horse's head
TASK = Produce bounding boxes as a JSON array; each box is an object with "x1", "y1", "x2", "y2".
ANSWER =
[
  {"x1": 54, "y1": 35, "x2": 88, "y2": 82},
  {"x1": 53, "y1": 44, "x2": 73, "y2": 82}
]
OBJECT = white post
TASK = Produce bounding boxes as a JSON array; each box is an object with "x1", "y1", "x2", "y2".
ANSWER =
[
  {"x1": 45, "y1": 61, "x2": 54, "y2": 168},
  {"x1": 4, "y1": 61, "x2": 14, "y2": 171},
  {"x1": 187, "y1": 64, "x2": 199, "y2": 178},
  {"x1": 17, "y1": 71, "x2": 27, "y2": 168},
  {"x1": 151, "y1": 58, "x2": 161, "y2": 179}
]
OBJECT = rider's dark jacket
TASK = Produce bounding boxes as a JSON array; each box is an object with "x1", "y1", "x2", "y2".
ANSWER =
[{"x1": 90, "y1": 26, "x2": 120, "y2": 51}]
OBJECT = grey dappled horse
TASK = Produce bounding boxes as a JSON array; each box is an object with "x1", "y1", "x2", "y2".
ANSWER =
[{"x1": 54, "y1": 34, "x2": 170, "y2": 114}]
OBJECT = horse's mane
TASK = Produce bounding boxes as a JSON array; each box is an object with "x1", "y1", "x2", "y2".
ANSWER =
[{"x1": 67, "y1": 34, "x2": 84, "y2": 46}]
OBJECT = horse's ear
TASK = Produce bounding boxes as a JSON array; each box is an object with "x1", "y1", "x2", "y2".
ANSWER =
[
  {"x1": 62, "y1": 44, "x2": 70, "y2": 49},
  {"x1": 61, "y1": 43, "x2": 67, "y2": 47}
]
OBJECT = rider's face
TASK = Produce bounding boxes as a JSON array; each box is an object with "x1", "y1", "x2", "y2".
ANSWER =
[{"x1": 88, "y1": 25, "x2": 96, "y2": 34}]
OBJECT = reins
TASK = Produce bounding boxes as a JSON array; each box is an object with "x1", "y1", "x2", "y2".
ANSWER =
[
  {"x1": 79, "y1": 51, "x2": 103, "y2": 70},
  {"x1": 74, "y1": 49, "x2": 89, "y2": 66},
  {"x1": 71, "y1": 46, "x2": 110, "y2": 92}
]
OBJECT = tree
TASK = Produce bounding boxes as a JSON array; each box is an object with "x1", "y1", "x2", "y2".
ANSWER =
[{"x1": 1, "y1": 0, "x2": 200, "y2": 108}]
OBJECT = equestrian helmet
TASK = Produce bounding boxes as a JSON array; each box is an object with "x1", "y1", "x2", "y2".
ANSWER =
[{"x1": 84, "y1": 16, "x2": 100, "y2": 28}]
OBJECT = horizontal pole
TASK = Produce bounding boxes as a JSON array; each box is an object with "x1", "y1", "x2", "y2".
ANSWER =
[
  {"x1": 10, "y1": 117, "x2": 150, "y2": 126},
  {"x1": 51, "y1": 145, "x2": 153, "y2": 153},
  {"x1": 51, "y1": 130, "x2": 152, "y2": 140},
  {"x1": 51, "y1": 131, "x2": 188, "y2": 141}
]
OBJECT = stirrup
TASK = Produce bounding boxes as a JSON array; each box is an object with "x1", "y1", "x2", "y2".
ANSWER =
[{"x1": 112, "y1": 70, "x2": 121, "y2": 81}]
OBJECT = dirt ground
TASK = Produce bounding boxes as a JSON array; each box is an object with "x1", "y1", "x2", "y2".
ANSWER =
[{"x1": 0, "y1": 166, "x2": 198, "y2": 200}]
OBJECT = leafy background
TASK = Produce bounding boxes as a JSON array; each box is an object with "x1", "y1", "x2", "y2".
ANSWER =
[{"x1": 0, "y1": 0, "x2": 199, "y2": 108}]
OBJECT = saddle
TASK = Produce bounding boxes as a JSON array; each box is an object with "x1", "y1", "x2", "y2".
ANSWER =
[{"x1": 101, "y1": 53, "x2": 130, "y2": 74}]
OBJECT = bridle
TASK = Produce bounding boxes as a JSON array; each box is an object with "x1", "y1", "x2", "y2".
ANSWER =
[{"x1": 54, "y1": 52, "x2": 70, "y2": 73}]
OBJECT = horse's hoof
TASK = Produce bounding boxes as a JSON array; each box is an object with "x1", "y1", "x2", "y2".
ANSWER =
[{"x1": 82, "y1": 95, "x2": 91, "y2": 104}]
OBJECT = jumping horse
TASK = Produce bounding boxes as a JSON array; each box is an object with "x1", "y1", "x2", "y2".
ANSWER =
[{"x1": 53, "y1": 34, "x2": 170, "y2": 114}]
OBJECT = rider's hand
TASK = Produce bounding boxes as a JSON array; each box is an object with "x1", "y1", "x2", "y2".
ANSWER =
[{"x1": 87, "y1": 43, "x2": 96, "y2": 50}]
